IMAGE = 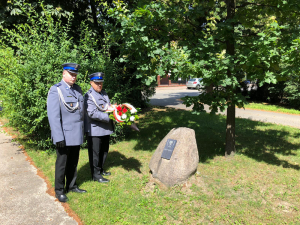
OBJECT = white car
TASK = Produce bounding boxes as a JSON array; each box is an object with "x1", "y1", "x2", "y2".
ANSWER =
[{"x1": 186, "y1": 78, "x2": 203, "y2": 90}]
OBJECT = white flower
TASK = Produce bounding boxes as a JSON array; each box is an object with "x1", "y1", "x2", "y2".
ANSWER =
[
  {"x1": 121, "y1": 114, "x2": 127, "y2": 119},
  {"x1": 130, "y1": 108, "x2": 137, "y2": 114},
  {"x1": 130, "y1": 116, "x2": 135, "y2": 121}
]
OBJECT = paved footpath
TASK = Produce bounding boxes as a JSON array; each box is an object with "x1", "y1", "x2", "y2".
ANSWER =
[
  {"x1": 151, "y1": 86, "x2": 300, "y2": 129},
  {"x1": 0, "y1": 123, "x2": 78, "y2": 225}
]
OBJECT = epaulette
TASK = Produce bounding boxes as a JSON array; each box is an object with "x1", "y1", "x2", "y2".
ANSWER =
[
  {"x1": 54, "y1": 83, "x2": 61, "y2": 87},
  {"x1": 84, "y1": 89, "x2": 92, "y2": 97}
]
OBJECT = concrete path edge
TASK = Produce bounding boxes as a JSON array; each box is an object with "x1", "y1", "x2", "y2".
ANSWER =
[{"x1": 0, "y1": 122, "x2": 82, "y2": 225}]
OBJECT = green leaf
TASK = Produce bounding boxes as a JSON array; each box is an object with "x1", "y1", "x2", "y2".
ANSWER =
[{"x1": 141, "y1": 36, "x2": 148, "y2": 42}]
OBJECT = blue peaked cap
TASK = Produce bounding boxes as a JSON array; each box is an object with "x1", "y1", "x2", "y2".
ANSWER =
[
  {"x1": 89, "y1": 72, "x2": 104, "y2": 82},
  {"x1": 62, "y1": 63, "x2": 80, "y2": 74}
]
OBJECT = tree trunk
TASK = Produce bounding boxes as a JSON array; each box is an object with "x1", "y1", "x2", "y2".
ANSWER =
[
  {"x1": 205, "y1": 83, "x2": 214, "y2": 93},
  {"x1": 225, "y1": 103, "x2": 236, "y2": 156},
  {"x1": 89, "y1": 0, "x2": 98, "y2": 28},
  {"x1": 225, "y1": 0, "x2": 236, "y2": 156}
]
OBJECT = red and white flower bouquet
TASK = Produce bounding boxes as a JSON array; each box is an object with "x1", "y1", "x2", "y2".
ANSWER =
[{"x1": 106, "y1": 103, "x2": 140, "y2": 131}]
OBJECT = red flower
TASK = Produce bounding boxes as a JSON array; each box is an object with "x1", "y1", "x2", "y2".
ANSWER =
[
  {"x1": 118, "y1": 111, "x2": 122, "y2": 116},
  {"x1": 116, "y1": 105, "x2": 122, "y2": 111},
  {"x1": 122, "y1": 108, "x2": 127, "y2": 113}
]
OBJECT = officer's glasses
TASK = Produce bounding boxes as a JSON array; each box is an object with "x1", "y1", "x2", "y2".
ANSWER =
[
  {"x1": 93, "y1": 82, "x2": 103, "y2": 85},
  {"x1": 69, "y1": 72, "x2": 78, "y2": 77}
]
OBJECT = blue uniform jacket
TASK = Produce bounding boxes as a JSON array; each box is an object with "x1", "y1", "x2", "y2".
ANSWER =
[
  {"x1": 84, "y1": 87, "x2": 114, "y2": 137},
  {"x1": 47, "y1": 80, "x2": 84, "y2": 146}
]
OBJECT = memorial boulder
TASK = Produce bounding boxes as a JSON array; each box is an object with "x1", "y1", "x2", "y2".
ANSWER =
[{"x1": 149, "y1": 127, "x2": 199, "y2": 187}]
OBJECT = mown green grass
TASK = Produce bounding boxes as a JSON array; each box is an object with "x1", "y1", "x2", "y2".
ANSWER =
[
  {"x1": 244, "y1": 102, "x2": 300, "y2": 115},
  {"x1": 23, "y1": 107, "x2": 300, "y2": 224}
]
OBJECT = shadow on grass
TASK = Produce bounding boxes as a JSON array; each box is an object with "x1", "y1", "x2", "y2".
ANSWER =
[
  {"x1": 77, "y1": 150, "x2": 142, "y2": 185},
  {"x1": 236, "y1": 118, "x2": 300, "y2": 170},
  {"x1": 106, "y1": 151, "x2": 142, "y2": 173},
  {"x1": 126, "y1": 107, "x2": 300, "y2": 170}
]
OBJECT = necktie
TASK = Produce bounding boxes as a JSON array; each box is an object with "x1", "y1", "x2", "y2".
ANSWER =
[{"x1": 70, "y1": 87, "x2": 77, "y2": 97}]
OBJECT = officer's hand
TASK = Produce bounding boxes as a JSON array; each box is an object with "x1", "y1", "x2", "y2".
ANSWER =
[{"x1": 56, "y1": 140, "x2": 66, "y2": 148}]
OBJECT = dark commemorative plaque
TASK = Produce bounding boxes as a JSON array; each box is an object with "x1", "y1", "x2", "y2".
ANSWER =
[{"x1": 161, "y1": 139, "x2": 177, "y2": 160}]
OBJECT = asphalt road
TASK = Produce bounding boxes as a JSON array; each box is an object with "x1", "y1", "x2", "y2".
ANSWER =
[{"x1": 149, "y1": 86, "x2": 300, "y2": 129}]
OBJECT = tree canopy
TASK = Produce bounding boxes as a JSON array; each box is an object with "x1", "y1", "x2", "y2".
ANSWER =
[
  {"x1": 104, "y1": 0, "x2": 300, "y2": 155},
  {"x1": 1, "y1": 0, "x2": 300, "y2": 152}
]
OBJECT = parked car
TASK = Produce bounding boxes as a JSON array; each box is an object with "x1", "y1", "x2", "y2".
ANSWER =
[{"x1": 186, "y1": 78, "x2": 203, "y2": 90}]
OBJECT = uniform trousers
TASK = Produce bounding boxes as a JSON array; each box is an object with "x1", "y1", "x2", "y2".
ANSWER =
[
  {"x1": 55, "y1": 146, "x2": 80, "y2": 194},
  {"x1": 87, "y1": 135, "x2": 110, "y2": 179}
]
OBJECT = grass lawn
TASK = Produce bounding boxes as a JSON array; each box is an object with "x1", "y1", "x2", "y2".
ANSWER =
[
  {"x1": 9, "y1": 107, "x2": 300, "y2": 224},
  {"x1": 244, "y1": 102, "x2": 300, "y2": 115}
]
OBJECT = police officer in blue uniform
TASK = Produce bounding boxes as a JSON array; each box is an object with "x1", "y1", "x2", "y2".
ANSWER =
[
  {"x1": 47, "y1": 63, "x2": 87, "y2": 202},
  {"x1": 84, "y1": 72, "x2": 114, "y2": 183}
]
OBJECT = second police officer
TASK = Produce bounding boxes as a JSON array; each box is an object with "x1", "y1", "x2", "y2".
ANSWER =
[
  {"x1": 47, "y1": 63, "x2": 87, "y2": 203},
  {"x1": 84, "y1": 72, "x2": 114, "y2": 183}
]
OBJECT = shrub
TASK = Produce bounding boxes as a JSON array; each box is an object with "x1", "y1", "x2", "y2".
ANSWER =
[
  {"x1": 0, "y1": 3, "x2": 111, "y2": 149},
  {"x1": 283, "y1": 79, "x2": 300, "y2": 109},
  {"x1": 248, "y1": 80, "x2": 286, "y2": 103}
]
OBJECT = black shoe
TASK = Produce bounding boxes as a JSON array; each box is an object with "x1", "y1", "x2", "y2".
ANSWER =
[
  {"x1": 68, "y1": 187, "x2": 87, "y2": 193},
  {"x1": 94, "y1": 177, "x2": 110, "y2": 183},
  {"x1": 101, "y1": 171, "x2": 111, "y2": 176},
  {"x1": 56, "y1": 194, "x2": 69, "y2": 202}
]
